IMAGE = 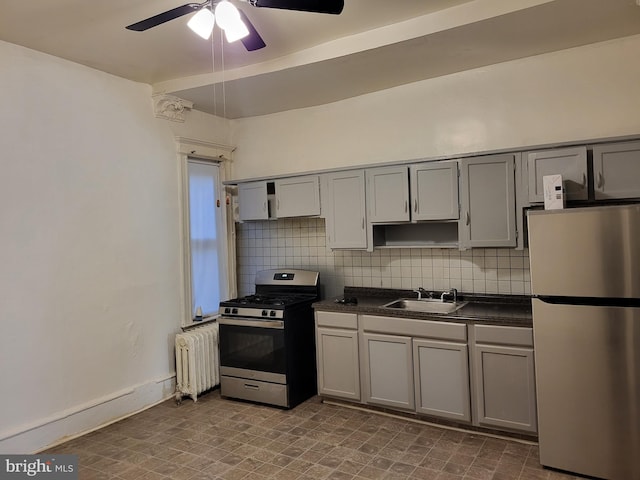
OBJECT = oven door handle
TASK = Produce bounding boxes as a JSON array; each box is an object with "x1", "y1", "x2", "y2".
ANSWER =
[{"x1": 218, "y1": 317, "x2": 284, "y2": 329}]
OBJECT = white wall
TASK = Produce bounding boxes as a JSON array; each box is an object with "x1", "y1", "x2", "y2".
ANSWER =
[
  {"x1": 0, "y1": 41, "x2": 225, "y2": 453},
  {"x1": 229, "y1": 35, "x2": 640, "y2": 180},
  {"x1": 169, "y1": 108, "x2": 231, "y2": 144}
]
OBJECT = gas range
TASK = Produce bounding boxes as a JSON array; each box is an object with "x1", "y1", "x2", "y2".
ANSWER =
[{"x1": 217, "y1": 269, "x2": 320, "y2": 409}]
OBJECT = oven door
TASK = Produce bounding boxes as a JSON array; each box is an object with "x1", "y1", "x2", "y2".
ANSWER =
[{"x1": 218, "y1": 317, "x2": 286, "y2": 384}]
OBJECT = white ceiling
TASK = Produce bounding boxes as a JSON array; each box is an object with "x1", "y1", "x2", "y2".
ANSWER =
[{"x1": 2, "y1": 0, "x2": 640, "y2": 118}]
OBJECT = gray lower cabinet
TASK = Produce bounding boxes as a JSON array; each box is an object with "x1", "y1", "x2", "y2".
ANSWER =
[
  {"x1": 472, "y1": 325, "x2": 537, "y2": 433},
  {"x1": 315, "y1": 312, "x2": 360, "y2": 401},
  {"x1": 360, "y1": 314, "x2": 468, "y2": 418},
  {"x1": 315, "y1": 310, "x2": 536, "y2": 435},
  {"x1": 362, "y1": 332, "x2": 415, "y2": 410},
  {"x1": 413, "y1": 339, "x2": 471, "y2": 422}
]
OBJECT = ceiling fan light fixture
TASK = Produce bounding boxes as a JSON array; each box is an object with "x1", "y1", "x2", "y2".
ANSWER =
[
  {"x1": 187, "y1": 7, "x2": 215, "y2": 39},
  {"x1": 223, "y1": 17, "x2": 250, "y2": 42},
  {"x1": 215, "y1": 1, "x2": 239, "y2": 28},
  {"x1": 215, "y1": 1, "x2": 249, "y2": 43}
]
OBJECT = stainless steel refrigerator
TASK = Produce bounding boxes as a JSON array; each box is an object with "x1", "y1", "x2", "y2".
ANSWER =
[{"x1": 528, "y1": 204, "x2": 640, "y2": 480}]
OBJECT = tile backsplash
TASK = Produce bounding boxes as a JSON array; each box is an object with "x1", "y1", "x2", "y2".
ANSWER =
[{"x1": 236, "y1": 217, "x2": 531, "y2": 299}]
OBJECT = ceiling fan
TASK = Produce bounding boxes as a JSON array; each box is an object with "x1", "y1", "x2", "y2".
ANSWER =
[{"x1": 126, "y1": 0, "x2": 345, "y2": 52}]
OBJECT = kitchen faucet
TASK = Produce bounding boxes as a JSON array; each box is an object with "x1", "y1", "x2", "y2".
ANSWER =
[
  {"x1": 413, "y1": 287, "x2": 431, "y2": 299},
  {"x1": 441, "y1": 288, "x2": 458, "y2": 303}
]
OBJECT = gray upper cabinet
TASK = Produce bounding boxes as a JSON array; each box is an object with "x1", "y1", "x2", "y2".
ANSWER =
[
  {"x1": 366, "y1": 162, "x2": 459, "y2": 224},
  {"x1": 238, "y1": 181, "x2": 269, "y2": 221},
  {"x1": 526, "y1": 146, "x2": 588, "y2": 203},
  {"x1": 460, "y1": 154, "x2": 516, "y2": 248},
  {"x1": 411, "y1": 162, "x2": 459, "y2": 221},
  {"x1": 274, "y1": 175, "x2": 321, "y2": 218},
  {"x1": 592, "y1": 141, "x2": 640, "y2": 200},
  {"x1": 366, "y1": 166, "x2": 410, "y2": 223},
  {"x1": 238, "y1": 176, "x2": 320, "y2": 221},
  {"x1": 324, "y1": 170, "x2": 368, "y2": 249}
]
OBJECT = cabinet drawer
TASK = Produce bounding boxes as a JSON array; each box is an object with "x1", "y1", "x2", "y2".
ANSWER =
[
  {"x1": 474, "y1": 325, "x2": 533, "y2": 347},
  {"x1": 315, "y1": 311, "x2": 358, "y2": 329},
  {"x1": 361, "y1": 315, "x2": 466, "y2": 341}
]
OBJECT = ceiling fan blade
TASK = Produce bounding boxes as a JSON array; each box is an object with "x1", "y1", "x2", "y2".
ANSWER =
[
  {"x1": 126, "y1": 2, "x2": 208, "y2": 31},
  {"x1": 238, "y1": 10, "x2": 266, "y2": 51},
  {"x1": 249, "y1": 0, "x2": 343, "y2": 15}
]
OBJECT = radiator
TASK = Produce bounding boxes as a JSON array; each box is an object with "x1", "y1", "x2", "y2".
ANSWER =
[{"x1": 175, "y1": 322, "x2": 220, "y2": 403}]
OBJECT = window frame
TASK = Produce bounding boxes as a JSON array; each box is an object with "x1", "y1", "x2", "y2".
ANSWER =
[{"x1": 176, "y1": 137, "x2": 237, "y2": 328}]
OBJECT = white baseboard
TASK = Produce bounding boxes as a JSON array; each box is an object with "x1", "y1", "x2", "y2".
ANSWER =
[{"x1": 0, "y1": 374, "x2": 176, "y2": 454}]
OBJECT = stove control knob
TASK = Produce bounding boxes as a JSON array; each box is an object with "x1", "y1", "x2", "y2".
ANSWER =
[
  {"x1": 231, "y1": 308, "x2": 238, "y2": 314},
  {"x1": 262, "y1": 310, "x2": 268, "y2": 316},
  {"x1": 224, "y1": 307, "x2": 231, "y2": 314},
  {"x1": 269, "y1": 310, "x2": 276, "y2": 317}
]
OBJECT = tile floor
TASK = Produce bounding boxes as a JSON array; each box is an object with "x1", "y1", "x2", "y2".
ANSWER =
[{"x1": 46, "y1": 391, "x2": 583, "y2": 480}]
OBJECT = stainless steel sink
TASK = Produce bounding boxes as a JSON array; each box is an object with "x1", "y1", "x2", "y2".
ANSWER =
[{"x1": 382, "y1": 298, "x2": 468, "y2": 314}]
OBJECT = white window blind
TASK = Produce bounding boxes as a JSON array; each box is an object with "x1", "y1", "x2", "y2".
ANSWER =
[{"x1": 187, "y1": 160, "x2": 226, "y2": 317}]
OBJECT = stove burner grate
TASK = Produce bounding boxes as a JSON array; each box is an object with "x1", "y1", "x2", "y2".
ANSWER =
[{"x1": 225, "y1": 294, "x2": 315, "y2": 307}]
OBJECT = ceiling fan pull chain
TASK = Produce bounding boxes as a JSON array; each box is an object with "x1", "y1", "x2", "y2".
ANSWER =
[{"x1": 221, "y1": 29, "x2": 227, "y2": 120}]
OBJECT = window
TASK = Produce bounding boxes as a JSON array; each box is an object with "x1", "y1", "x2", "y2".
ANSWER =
[{"x1": 185, "y1": 159, "x2": 229, "y2": 320}]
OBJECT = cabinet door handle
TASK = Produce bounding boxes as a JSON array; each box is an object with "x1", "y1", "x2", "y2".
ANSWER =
[
  {"x1": 362, "y1": 218, "x2": 365, "y2": 229},
  {"x1": 597, "y1": 172, "x2": 604, "y2": 189},
  {"x1": 582, "y1": 173, "x2": 587, "y2": 189},
  {"x1": 405, "y1": 200, "x2": 408, "y2": 213},
  {"x1": 263, "y1": 201, "x2": 267, "y2": 212},
  {"x1": 414, "y1": 199, "x2": 418, "y2": 213},
  {"x1": 277, "y1": 199, "x2": 280, "y2": 210},
  {"x1": 466, "y1": 212, "x2": 470, "y2": 225}
]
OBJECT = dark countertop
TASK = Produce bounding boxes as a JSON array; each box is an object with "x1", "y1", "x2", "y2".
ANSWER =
[{"x1": 313, "y1": 287, "x2": 532, "y2": 327}]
